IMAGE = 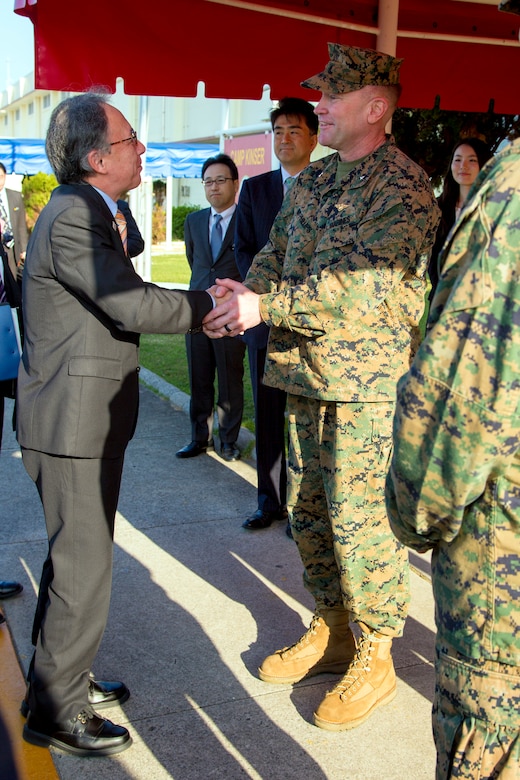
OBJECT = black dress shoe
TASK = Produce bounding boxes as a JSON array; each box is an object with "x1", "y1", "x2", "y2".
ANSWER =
[
  {"x1": 88, "y1": 678, "x2": 130, "y2": 710},
  {"x1": 220, "y1": 443, "x2": 240, "y2": 462},
  {"x1": 23, "y1": 708, "x2": 132, "y2": 756},
  {"x1": 21, "y1": 677, "x2": 130, "y2": 718},
  {"x1": 0, "y1": 612, "x2": 5, "y2": 625},
  {"x1": 176, "y1": 440, "x2": 214, "y2": 458},
  {"x1": 0, "y1": 580, "x2": 23, "y2": 599},
  {"x1": 285, "y1": 521, "x2": 293, "y2": 539},
  {"x1": 242, "y1": 508, "x2": 286, "y2": 530}
]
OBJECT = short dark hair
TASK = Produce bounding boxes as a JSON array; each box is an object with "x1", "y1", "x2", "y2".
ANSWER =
[
  {"x1": 46, "y1": 93, "x2": 111, "y2": 184},
  {"x1": 0, "y1": 162, "x2": 6, "y2": 175},
  {"x1": 201, "y1": 153, "x2": 239, "y2": 181},
  {"x1": 270, "y1": 97, "x2": 319, "y2": 135}
]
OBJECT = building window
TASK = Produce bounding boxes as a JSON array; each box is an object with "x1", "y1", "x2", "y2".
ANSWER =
[
  {"x1": 43, "y1": 94, "x2": 51, "y2": 109},
  {"x1": 15, "y1": 109, "x2": 20, "y2": 121},
  {"x1": 28, "y1": 102, "x2": 34, "y2": 115}
]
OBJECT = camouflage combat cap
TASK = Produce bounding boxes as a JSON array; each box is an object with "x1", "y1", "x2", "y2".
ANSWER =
[
  {"x1": 499, "y1": 0, "x2": 520, "y2": 14},
  {"x1": 301, "y1": 43, "x2": 403, "y2": 95}
]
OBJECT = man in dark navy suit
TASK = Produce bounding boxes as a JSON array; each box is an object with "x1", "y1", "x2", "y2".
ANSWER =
[
  {"x1": 176, "y1": 154, "x2": 246, "y2": 462},
  {"x1": 235, "y1": 98, "x2": 318, "y2": 531}
]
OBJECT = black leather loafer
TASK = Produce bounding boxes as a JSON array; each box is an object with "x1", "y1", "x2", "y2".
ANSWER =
[
  {"x1": 23, "y1": 708, "x2": 132, "y2": 756},
  {"x1": 0, "y1": 580, "x2": 23, "y2": 599},
  {"x1": 220, "y1": 443, "x2": 240, "y2": 462},
  {"x1": 21, "y1": 677, "x2": 130, "y2": 718},
  {"x1": 176, "y1": 440, "x2": 214, "y2": 458},
  {"x1": 242, "y1": 508, "x2": 286, "y2": 530}
]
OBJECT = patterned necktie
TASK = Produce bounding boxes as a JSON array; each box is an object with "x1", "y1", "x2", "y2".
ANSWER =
[
  {"x1": 0, "y1": 272, "x2": 7, "y2": 303},
  {"x1": 0, "y1": 195, "x2": 12, "y2": 236},
  {"x1": 115, "y1": 209, "x2": 128, "y2": 255},
  {"x1": 210, "y1": 213, "x2": 223, "y2": 260},
  {"x1": 284, "y1": 176, "x2": 295, "y2": 194}
]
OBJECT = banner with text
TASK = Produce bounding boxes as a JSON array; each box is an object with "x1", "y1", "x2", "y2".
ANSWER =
[{"x1": 225, "y1": 133, "x2": 272, "y2": 183}]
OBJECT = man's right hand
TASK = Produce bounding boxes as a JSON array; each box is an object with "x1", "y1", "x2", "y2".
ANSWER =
[{"x1": 203, "y1": 278, "x2": 262, "y2": 338}]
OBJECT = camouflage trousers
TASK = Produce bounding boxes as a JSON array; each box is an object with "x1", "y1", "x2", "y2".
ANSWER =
[
  {"x1": 286, "y1": 394, "x2": 409, "y2": 636},
  {"x1": 433, "y1": 643, "x2": 520, "y2": 779}
]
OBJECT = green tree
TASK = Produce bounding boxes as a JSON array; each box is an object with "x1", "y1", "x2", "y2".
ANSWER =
[
  {"x1": 392, "y1": 107, "x2": 520, "y2": 189},
  {"x1": 22, "y1": 172, "x2": 58, "y2": 231},
  {"x1": 172, "y1": 205, "x2": 200, "y2": 239}
]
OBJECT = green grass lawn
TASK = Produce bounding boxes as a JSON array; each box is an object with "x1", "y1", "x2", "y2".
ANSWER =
[
  {"x1": 140, "y1": 252, "x2": 255, "y2": 432},
  {"x1": 151, "y1": 252, "x2": 192, "y2": 285}
]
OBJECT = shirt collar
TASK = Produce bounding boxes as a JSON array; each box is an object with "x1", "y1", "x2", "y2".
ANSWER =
[
  {"x1": 91, "y1": 185, "x2": 118, "y2": 217},
  {"x1": 211, "y1": 203, "x2": 236, "y2": 221},
  {"x1": 280, "y1": 167, "x2": 300, "y2": 187}
]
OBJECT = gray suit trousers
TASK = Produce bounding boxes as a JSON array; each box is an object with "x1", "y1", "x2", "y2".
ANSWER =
[{"x1": 22, "y1": 448, "x2": 124, "y2": 723}]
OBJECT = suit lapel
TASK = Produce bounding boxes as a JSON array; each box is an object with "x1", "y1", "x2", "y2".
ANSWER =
[
  {"x1": 267, "y1": 170, "x2": 284, "y2": 219},
  {"x1": 273, "y1": 169, "x2": 284, "y2": 203},
  {"x1": 82, "y1": 185, "x2": 134, "y2": 267},
  {"x1": 202, "y1": 209, "x2": 213, "y2": 266}
]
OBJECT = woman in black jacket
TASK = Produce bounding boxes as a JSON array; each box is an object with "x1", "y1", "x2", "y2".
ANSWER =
[{"x1": 428, "y1": 137, "x2": 492, "y2": 300}]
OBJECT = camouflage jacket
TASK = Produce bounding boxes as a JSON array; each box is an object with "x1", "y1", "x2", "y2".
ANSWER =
[
  {"x1": 245, "y1": 136, "x2": 440, "y2": 401},
  {"x1": 386, "y1": 139, "x2": 520, "y2": 662}
]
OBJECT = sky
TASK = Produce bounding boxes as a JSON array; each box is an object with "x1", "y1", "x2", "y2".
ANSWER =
[{"x1": 1, "y1": 3, "x2": 35, "y2": 92}]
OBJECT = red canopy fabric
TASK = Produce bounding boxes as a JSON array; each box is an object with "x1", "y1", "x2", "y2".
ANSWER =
[{"x1": 14, "y1": 0, "x2": 520, "y2": 113}]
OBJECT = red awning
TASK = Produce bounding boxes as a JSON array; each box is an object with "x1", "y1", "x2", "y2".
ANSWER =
[{"x1": 14, "y1": 0, "x2": 520, "y2": 113}]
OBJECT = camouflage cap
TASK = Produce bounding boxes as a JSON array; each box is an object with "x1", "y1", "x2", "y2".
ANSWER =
[
  {"x1": 301, "y1": 43, "x2": 403, "y2": 95},
  {"x1": 499, "y1": 0, "x2": 520, "y2": 13}
]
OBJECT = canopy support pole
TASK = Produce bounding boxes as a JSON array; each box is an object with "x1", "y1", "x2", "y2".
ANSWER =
[{"x1": 377, "y1": 0, "x2": 399, "y2": 133}]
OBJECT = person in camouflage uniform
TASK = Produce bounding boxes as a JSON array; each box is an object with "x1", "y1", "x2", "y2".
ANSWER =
[
  {"x1": 203, "y1": 43, "x2": 440, "y2": 730},
  {"x1": 386, "y1": 4, "x2": 520, "y2": 774}
]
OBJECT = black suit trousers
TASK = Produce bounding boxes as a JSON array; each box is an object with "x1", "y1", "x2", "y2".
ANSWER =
[
  {"x1": 248, "y1": 344, "x2": 287, "y2": 512},
  {"x1": 186, "y1": 331, "x2": 245, "y2": 444},
  {"x1": 22, "y1": 448, "x2": 124, "y2": 723}
]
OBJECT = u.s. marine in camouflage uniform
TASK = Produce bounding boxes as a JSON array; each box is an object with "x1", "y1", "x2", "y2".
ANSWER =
[
  {"x1": 203, "y1": 43, "x2": 440, "y2": 731},
  {"x1": 386, "y1": 36, "x2": 520, "y2": 779}
]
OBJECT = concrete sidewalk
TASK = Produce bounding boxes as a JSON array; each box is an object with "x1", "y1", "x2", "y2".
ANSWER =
[{"x1": 0, "y1": 376, "x2": 437, "y2": 780}]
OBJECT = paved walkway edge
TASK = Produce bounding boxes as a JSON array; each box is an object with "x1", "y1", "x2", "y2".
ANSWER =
[{"x1": 0, "y1": 621, "x2": 59, "y2": 780}]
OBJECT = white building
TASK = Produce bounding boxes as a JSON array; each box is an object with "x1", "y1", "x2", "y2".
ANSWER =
[
  {"x1": 0, "y1": 70, "x2": 325, "y2": 276},
  {"x1": 0, "y1": 72, "x2": 296, "y2": 204}
]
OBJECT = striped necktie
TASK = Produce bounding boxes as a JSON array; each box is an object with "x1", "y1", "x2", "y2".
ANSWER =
[
  {"x1": 0, "y1": 272, "x2": 7, "y2": 303},
  {"x1": 115, "y1": 209, "x2": 128, "y2": 255},
  {"x1": 0, "y1": 196, "x2": 11, "y2": 237}
]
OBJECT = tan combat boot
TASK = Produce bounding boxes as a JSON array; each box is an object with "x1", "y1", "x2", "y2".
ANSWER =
[
  {"x1": 258, "y1": 608, "x2": 356, "y2": 684},
  {"x1": 313, "y1": 629, "x2": 396, "y2": 731}
]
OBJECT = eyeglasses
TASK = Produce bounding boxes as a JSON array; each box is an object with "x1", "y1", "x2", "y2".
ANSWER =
[
  {"x1": 202, "y1": 176, "x2": 234, "y2": 187},
  {"x1": 110, "y1": 129, "x2": 138, "y2": 147}
]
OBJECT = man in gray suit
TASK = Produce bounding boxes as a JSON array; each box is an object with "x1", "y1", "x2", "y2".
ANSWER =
[
  {"x1": 0, "y1": 161, "x2": 29, "y2": 282},
  {"x1": 17, "y1": 93, "x2": 224, "y2": 757}
]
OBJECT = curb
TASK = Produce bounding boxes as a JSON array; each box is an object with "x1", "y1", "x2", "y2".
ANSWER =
[
  {"x1": 138, "y1": 367, "x2": 256, "y2": 456},
  {"x1": 0, "y1": 622, "x2": 59, "y2": 780}
]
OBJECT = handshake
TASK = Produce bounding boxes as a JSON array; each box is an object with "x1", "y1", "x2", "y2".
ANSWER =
[{"x1": 204, "y1": 278, "x2": 262, "y2": 338}]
